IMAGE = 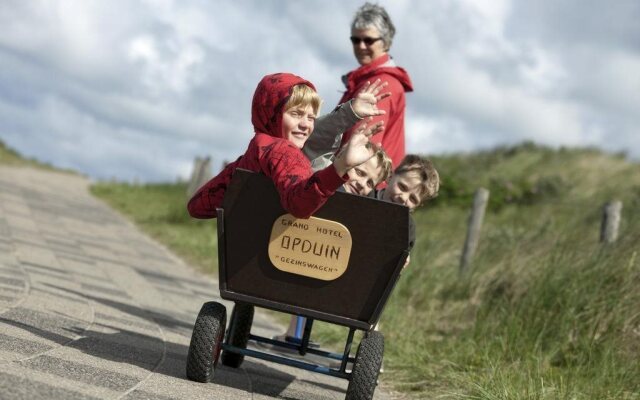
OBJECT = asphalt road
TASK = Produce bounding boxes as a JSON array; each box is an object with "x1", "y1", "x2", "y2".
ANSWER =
[{"x1": 0, "y1": 166, "x2": 395, "y2": 400}]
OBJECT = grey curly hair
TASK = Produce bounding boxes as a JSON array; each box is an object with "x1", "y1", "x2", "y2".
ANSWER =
[{"x1": 351, "y1": 2, "x2": 396, "y2": 51}]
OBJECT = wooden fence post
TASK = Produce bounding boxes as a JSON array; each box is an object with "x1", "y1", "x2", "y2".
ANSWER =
[
  {"x1": 186, "y1": 157, "x2": 202, "y2": 197},
  {"x1": 460, "y1": 188, "x2": 490, "y2": 275},
  {"x1": 201, "y1": 157, "x2": 212, "y2": 181},
  {"x1": 600, "y1": 200, "x2": 622, "y2": 243},
  {"x1": 186, "y1": 156, "x2": 212, "y2": 197}
]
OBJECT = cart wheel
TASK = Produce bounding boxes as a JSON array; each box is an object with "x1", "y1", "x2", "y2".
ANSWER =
[
  {"x1": 221, "y1": 302, "x2": 254, "y2": 368},
  {"x1": 345, "y1": 330, "x2": 384, "y2": 400},
  {"x1": 186, "y1": 301, "x2": 227, "y2": 382}
]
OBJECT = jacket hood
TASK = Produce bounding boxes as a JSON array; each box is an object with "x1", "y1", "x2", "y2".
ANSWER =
[
  {"x1": 251, "y1": 73, "x2": 317, "y2": 139},
  {"x1": 343, "y1": 54, "x2": 413, "y2": 94}
]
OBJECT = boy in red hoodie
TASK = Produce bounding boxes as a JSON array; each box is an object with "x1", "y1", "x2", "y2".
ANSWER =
[{"x1": 187, "y1": 73, "x2": 383, "y2": 220}]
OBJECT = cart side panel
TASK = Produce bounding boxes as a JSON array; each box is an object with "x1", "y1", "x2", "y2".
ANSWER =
[{"x1": 220, "y1": 169, "x2": 409, "y2": 324}]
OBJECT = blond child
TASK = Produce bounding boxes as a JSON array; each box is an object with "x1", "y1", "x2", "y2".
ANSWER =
[{"x1": 187, "y1": 73, "x2": 383, "y2": 219}]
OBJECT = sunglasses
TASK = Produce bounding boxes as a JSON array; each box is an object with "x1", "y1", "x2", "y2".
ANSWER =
[{"x1": 350, "y1": 36, "x2": 382, "y2": 46}]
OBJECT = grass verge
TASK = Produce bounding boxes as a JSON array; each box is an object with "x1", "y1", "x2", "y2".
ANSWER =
[{"x1": 90, "y1": 144, "x2": 640, "y2": 399}]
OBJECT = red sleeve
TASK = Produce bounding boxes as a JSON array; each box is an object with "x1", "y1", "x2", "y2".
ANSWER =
[
  {"x1": 187, "y1": 158, "x2": 241, "y2": 219},
  {"x1": 343, "y1": 75, "x2": 406, "y2": 172},
  {"x1": 377, "y1": 76, "x2": 406, "y2": 168},
  {"x1": 362, "y1": 75, "x2": 404, "y2": 143},
  {"x1": 259, "y1": 140, "x2": 346, "y2": 219}
]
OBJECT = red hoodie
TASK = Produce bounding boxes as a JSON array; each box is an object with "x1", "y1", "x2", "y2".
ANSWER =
[
  {"x1": 339, "y1": 54, "x2": 413, "y2": 169},
  {"x1": 187, "y1": 73, "x2": 346, "y2": 219}
]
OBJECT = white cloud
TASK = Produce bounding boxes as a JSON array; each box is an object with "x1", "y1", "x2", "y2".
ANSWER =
[{"x1": 1, "y1": 0, "x2": 638, "y2": 183}]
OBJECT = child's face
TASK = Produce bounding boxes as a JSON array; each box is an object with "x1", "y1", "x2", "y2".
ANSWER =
[
  {"x1": 383, "y1": 170, "x2": 422, "y2": 210},
  {"x1": 282, "y1": 104, "x2": 316, "y2": 149},
  {"x1": 343, "y1": 156, "x2": 382, "y2": 196}
]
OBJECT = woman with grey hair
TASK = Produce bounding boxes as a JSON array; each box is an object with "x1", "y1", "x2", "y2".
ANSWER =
[{"x1": 304, "y1": 2, "x2": 413, "y2": 172}]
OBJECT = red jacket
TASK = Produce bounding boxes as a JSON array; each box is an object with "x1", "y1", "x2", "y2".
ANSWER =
[
  {"x1": 339, "y1": 54, "x2": 413, "y2": 169},
  {"x1": 187, "y1": 73, "x2": 346, "y2": 219}
]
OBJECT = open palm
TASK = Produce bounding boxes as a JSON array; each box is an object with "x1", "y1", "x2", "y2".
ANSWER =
[
  {"x1": 350, "y1": 79, "x2": 390, "y2": 118},
  {"x1": 337, "y1": 121, "x2": 384, "y2": 170}
]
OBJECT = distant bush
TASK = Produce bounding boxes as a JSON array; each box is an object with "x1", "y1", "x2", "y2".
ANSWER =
[{"x1": 437, "y1": 175, "x2": 567, "y2": 210}]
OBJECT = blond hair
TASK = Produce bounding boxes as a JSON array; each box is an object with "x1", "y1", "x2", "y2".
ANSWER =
[
  {"x1": 285, "y1": 84, "x2": 322, "y2": 116},
  {"x1": 372, "y1": 145, "x2": 393, "y2": 186}
]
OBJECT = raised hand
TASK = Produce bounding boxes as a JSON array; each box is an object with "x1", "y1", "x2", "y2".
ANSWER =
[
  {"x1": 350, "y1": 79, "x2": 391, "y2": 118},
  {"x1": 333, "y1": 119, "x2": 384, "y2": 176}
]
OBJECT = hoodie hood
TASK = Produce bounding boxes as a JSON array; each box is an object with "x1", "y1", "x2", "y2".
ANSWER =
[
  {"x1": 251, "y1": 73, "x2": 317, "y2": 139},
  {"x1": 343, "y1": 54, "x2": 413, "y2": 94}
]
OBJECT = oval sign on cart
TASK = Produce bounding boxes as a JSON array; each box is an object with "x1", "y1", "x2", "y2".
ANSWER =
[{"x1": 268, "y1": 214, "x2": 352, "y2": 281}]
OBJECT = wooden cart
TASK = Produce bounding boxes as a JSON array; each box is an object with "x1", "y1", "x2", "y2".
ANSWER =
[{"x1": 186, "y1": 169, "x2": 411, "y2": 400}]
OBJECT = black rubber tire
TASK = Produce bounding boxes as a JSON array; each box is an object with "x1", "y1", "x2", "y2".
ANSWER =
[
  {"x1": 186, "y1": 301, "x2": 227, "y2": 382},
  {"x1": 346, "y1": 330, "x2": 384, "y2": 400},
  {"x1": 221, "y1": 302, "x2": 255, "y2": 368}
]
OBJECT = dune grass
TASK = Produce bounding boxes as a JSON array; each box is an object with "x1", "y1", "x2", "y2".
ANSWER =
[
  {"x1": 0, "y1": 139, "x2": 76, "y2": 173},
  {"x1": 88, "y1": 143, "x2": 640, "y2": 399}
]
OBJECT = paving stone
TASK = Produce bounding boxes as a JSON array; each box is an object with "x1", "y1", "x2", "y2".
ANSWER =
[
  {"x1": 0, "y1": 166, "x2": 394, "y2": 399},
  {"x1": 0, "y1": 371, "x2": 102, "y2": 400}
]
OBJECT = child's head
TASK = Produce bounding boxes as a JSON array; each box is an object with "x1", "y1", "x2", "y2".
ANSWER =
[
  {"x1": 285, "y1": 84, "x2": 322, "y2": 116},
  {"x1": 383, "y1": 155, "x2": 439, "y2": 210},
  {"x1": 251, "y1": 73, "x2": 321, "y2": 148},
  {"x1": 343, "y1": 145, "x2": 392, "y2": 196},
  {"x1": 282, "y1": 84, "x2": 322, "y2": 148}
]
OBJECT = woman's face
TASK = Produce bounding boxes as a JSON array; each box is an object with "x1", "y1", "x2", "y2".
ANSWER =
[
  {"x1": 281, "y1": 104, "x2": 316, "y2": 148},
  {"x1": 383, "y1": 170, "x2": 422, "y2": 210},
  {"x1": 351, "y1": 26, "x2": 387, "y2": 66}
]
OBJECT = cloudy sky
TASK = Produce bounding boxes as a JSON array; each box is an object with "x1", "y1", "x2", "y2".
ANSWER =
[{"x1": 1, "y1": 0, "x2": 638, "y2": 182}]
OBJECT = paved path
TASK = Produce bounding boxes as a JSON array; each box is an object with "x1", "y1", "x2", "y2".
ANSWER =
[{"x1": 0, "y1": 166, "x2": 394, "y2": 400}]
